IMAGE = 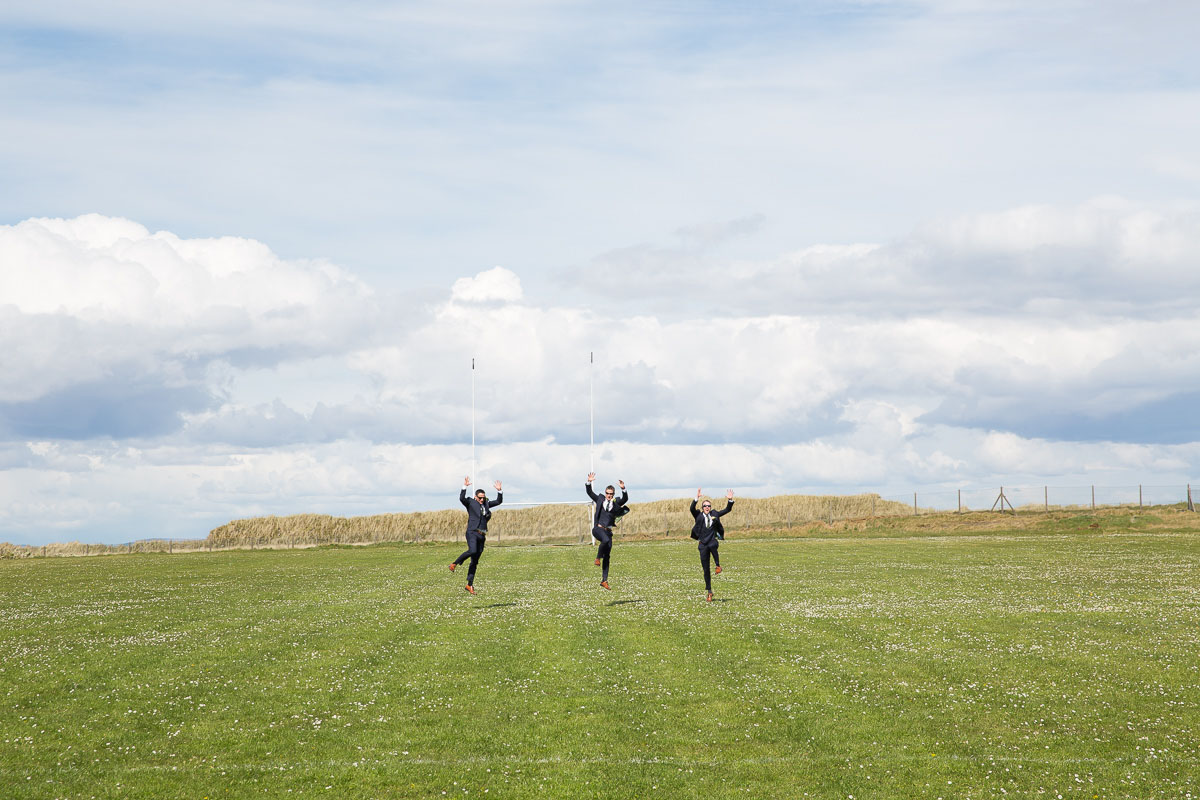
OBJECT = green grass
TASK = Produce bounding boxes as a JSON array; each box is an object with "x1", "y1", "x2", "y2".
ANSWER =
[{"x1": 2, "y1": 530, "x2": 1197, "y2": 799}]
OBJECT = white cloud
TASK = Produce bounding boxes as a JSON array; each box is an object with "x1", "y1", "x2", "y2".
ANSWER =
[
  {"x1": 449, "y1": 266, "x2": 523, "y2": 304},
  {"x1": 1, "y1": 213, "x2": 372, "y2": 327},
  {"x1": 3, "y1": 201, "x2": 1200, "y2": 544},
  {"x1": 0, "y1": 215, "x2": 378, "y2": 415},
  {"x1": 585, "y1": 199, "x2": 1200, "y2": 318}
]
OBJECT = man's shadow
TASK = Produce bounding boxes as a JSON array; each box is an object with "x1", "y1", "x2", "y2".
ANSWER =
[
  {"x1": 477, "y1": 602, "x2": 518, "y2": 609},
  {"x1": 607, "y1": 599, "x2": 645, "y2": 607}
]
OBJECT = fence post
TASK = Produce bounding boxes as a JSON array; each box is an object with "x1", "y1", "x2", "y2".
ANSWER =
[
  {"x1": 84, "y1": 544, "x2": 89, "y2": 556},
  {"x1": 1189, "y1": 484, "x2": 1194, "y2": 513},
  {"x1": 1091, "y1": 485, "x2": 1095, "y2": 510},
  {"x1": 913, "y1": 492, "x2": 917, "y2": 516},
  {"x1": 1044, "y1": 486, "x2": 1048, "y2": 512},
  {"x1": 1139, "y1": 485, "x2": 1143, "y2": 507},
  {"x1": 957, "y1": 489, "x2": 961, "y2": 514},
  {"x1": 871, "y1": 495, "x2": 876, "y2": 517}
]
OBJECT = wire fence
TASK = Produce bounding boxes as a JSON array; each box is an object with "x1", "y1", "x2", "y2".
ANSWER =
[
  {"x1": 3, "y1": 483, "x2": 1196, "y2": 559},
  {"x1": 879, "y1": 483, "x2": 1199, "y2": 515}
]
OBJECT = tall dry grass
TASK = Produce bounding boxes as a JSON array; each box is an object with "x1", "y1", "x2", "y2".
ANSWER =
[{"x1": 204, "y1": 492, "x2": 908, "y2": 550}]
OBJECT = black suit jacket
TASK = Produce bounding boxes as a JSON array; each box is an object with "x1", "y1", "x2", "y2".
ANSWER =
[
  {"x1": 586, "y1": 483, "x2": 628, "y2": 529},
  {"x1": 461, "y1": 489, "x2": 502, "y2": 534},
  {"x1": 690, "y1": 499, "x2": 733, "y2": 546}
]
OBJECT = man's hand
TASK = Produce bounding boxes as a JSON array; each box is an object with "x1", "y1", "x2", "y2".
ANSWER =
[
  {"x1": 726, "y1": 489, "x2": 734, "y2": 500},
  {"x1": 464, "y1": 476, "x2": 471, "y2": 487},
  {"x1": 697, "y1": 488, "x2": 703, "y2": 499},
  {"x1": 587, "y1": 472, "x2": 596, "y2": 483},
  {"x1": 494, "y1": 480, "x2": 502, "y2": 492},
  {"x1": 618, "y1": 480, "x2": 625, "y2": 490}
]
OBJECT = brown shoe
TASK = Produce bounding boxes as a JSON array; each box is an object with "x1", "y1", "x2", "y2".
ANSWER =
[
  {"x1": 714, "y1": 566, "x2": 722, "y2": 575},
  {"x1": 448, "y1": 563, "x2": 456, "y2": 572},
  {"x1": 594, "y1": 558, "x2": 602, "y2": 566},
  {"x1": 600, "y1": 581, "x2": 610, "y2": 590},
  {"x1": 464, "y1": 584, "x2": 475, "y2": 595},
  {"x1": 706, "y1": 592, "x2": 713, "y2": 602}
]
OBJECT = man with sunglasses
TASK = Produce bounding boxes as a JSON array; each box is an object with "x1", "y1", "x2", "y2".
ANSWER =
[
  {"x1": 450, "y1": 476, "x2": 503, "y2": 594},
  {"x1": 586, "y1": 472, "x2": 627, "y2": 590},
  {"x1": 690, "y1": 488, "x2": 735, "y2": 602}
]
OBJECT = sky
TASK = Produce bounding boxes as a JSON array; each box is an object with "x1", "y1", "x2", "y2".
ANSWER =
[{"x1": 3, "y1": 1, "x2": 1200, "y2": 545}]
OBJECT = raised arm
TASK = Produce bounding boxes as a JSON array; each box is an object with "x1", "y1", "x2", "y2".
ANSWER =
[
  {"x1": 715, "y1": 489, "x2": 735, "y2": 517},
  {"x1": 585, "y1": 473, "x2": 599, "y2": 501},
  {"x1": 489, "y1": 479, "x2": 503, "y2": 508},
  {"x1": 460, "y1": 477, "x2": 471, "y2": 508},
  {"x1": 617, "y1": 479, "x2": 628, "y2": 504}
]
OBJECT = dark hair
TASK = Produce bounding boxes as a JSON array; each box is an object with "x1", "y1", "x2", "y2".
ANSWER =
[
  {"x1": 605, "y1": 485, "x2": 616, "y2": 493},
  {"x1": 475, "y1": 490, "x2": 486, "y2": 497}
]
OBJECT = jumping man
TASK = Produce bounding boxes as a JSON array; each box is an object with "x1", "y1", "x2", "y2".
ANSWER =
[
  {"x1": 586, "y1": 472, "x2": 627, "y2": 590},
  {"x1": 450, "y1": 477, "x2": 502, "y2": 594},
  {"x1": 690, "y1": 488, "x2": 734, "y2": 602}
]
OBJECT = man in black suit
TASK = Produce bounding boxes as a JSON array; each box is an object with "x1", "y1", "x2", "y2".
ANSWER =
[
  {"x1": 450, "y1": 477, "x2": 502, "y2": 594},
  {"x1": 690, "y1": 488, "x2": 734, "y2": 602},
  {"x1": 586, "y1": 472, "x2": 627, "y2": 589}
]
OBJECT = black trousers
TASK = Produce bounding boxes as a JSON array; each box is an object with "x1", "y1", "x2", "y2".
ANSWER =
[
  {"x1": 593, "y1": 526, "x2": 613, "y2": 581},
  {"x1": 455, "y1": 531, "x2": 486, "y2": 584},
  {"x1": 700, "y1": 541, "x2": 721, "y2": 592}
]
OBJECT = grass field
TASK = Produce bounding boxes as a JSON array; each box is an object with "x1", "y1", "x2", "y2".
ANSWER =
[{"x1": 2, "y1": 522, "x2": 1197, "y2": 798}]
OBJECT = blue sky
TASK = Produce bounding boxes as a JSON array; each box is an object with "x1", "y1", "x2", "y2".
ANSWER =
[{"x1": 3, "y1": 1, "x2": 1200, "y2": 545}]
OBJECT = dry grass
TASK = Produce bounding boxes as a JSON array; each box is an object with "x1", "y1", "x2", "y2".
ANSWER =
[{"x1": 200, "y1": 492, "x2": 909, "y2": 550}]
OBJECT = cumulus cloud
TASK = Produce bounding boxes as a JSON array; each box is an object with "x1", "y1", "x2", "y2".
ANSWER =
[
  {"x1": 4, "y1": 202, "x2": 1200, "y2": 544},
  {"x1": 1, "y1": 214, "x2": 372, "y2": 327},
  {"x1": 450, "y1": 266, "x2": 523, "y2": 304},
  {"x1": 0, "y1": 214, "x2": 379, "y2": 437},
  {"x1": 582, "y1": 199, "x2": 1200, "y2": 318},
  {"x1": 346, "y1": 304, "x2": 1200, "y2": 451}
]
